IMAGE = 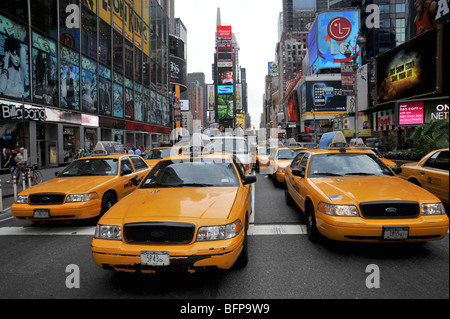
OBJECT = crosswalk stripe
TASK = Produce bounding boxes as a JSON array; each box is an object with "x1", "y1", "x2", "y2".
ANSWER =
[{"x1": 0, "y1": 224, "x2": 307, "y2": 236}]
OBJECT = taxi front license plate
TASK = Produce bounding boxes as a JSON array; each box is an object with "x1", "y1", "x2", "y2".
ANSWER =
[
  {"x1": 33, "y1": 209, "x2": 50, "y2": 219},
  {"x1": 141, "y1": 251, "x2": 170, "y2": 266},
  {"x1": 383, "y1": 226, "x2": 409, "y2": 240}
]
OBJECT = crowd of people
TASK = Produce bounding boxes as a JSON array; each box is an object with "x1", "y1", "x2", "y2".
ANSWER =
[{"x1": 2, "y1": 147, "x2": 25, "y2": 184}]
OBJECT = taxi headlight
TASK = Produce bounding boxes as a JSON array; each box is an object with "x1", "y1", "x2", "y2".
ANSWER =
[
  {"x1": 94, "y1": 225, "x2": 122, "y2": 240},
  {"x1": 421, "y1": 203, "x2": 445, "y2": 215},
  {"x1": 318, "y1": 202, "x2": 359, "y2": 217},
  {"x1": 197, "y1": 219, "x2": 243, "y2": 241},
  {"x1": 15, "y1": 195, "x2": 28, "y2": 204},
  {"x1": 66, "y1": 192, "x2": 98, "y2": 202}
]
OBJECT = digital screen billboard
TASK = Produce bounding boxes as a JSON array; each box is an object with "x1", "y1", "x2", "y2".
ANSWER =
[
  {"x1": 218, "y1": 68, "x2": 233, "y2": 84},
  {"x1": 376, "y1": 28, "x2": 438, "y2": 105},
  {"x1": 218, "y1": 85, "x2": 233, "y2": 94},
  {"x1": 300, "y1": 80, "x2": 347, "y2": 113},
  {"x1": 309, "y1": 10, "x2": 359, "y2": 74},
  {"x1": 217, "y1": 43, "x2": 233, "y2": 67},
  {"x1": 397, "y1": 98, "x2": 449, "y2": 126},
  {"x1": 217, "y1": 26, "x2": 232, "y2": 39}
]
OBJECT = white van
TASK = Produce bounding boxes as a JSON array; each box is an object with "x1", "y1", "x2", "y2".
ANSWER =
[{"x1": 210, "y1": 136, "x2": 252, "y2": 173}]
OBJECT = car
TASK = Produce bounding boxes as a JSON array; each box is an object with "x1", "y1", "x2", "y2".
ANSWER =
[
  {"x1": 144, "y1": 146, "x2": 182, "y2": 169},
  {"x1": 398, "y1": 148, "x2": 449, "y2": 205},
  {"x1": 255, "y1": 146, "x2": 274, "y2": 173},
  {"x1": 284, "y1": 133, "x2": 448, "y2": 243},
  {"x1": 91, "y1": 152, "x2": 256, "y2": 273},
  {"x1": 210, "y1": 136, "x2": 252, "y2": 173},
  {"x1": 350, "y1": 146, "x2": 399, "y2": 172},
  {"x1": 11, "y1": 142, "x2": 151, "y2": 221},
  {"x1": 268, "y1": 147, "x2": 305, "y2": 186}
]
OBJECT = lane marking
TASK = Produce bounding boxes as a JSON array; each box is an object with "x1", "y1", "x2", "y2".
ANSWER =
[{"x1": 0, "y1": 224, "x2": 307, "y2": 236}]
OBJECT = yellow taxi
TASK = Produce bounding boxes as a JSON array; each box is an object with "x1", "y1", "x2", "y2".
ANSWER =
[
  {"x1": 91, "y1": 151, "x2": 256, "y2": 273},
  {"x1": 284, "y1": 133, "x2": 448, "y2": 243},
  {"x1": 255, "y1": 146, "x2": 273, "y2": 173},
  {"x1": 350, "y1": 146, "x2": 399, "y2": 172},
  {"x1": 268, "y1": 147, "x2": 305, "y2": 186},
  {"x1": 398, "y1": 148, "x2": 449, "y2": 205},
  {"x1": 144, "y1": 146, "x2": 182, "y2": 169},
  {"x1": 12, "y1": 142, "x2": 151, "y2": 221}
]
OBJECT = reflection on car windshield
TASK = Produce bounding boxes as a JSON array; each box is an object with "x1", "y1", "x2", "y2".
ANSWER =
[
  {"x1": 59, "y1": 158, "x2": 119, "y2": 177},
  {"x1": 141, "y1": 159, "x2": 240, "y2": 188},
  {"x1": 257, "y1": 147, "x2": 271, "y2": 155},
  {"x1": 145, "y1": 148, "x2": 175, "y2": 160},
  {"x1": 308, "y1": 153, "x2": 394, "y2": 177},
  {"x1": 211, "y1": 139, "x2": 248, "y2": 154},
  {"x1": 277, "y1": 149, "x2": 302, "y2": 160}
]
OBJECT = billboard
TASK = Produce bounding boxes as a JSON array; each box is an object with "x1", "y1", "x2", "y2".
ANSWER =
[
  {"x1": 309, "y1": 10, "x2": 360, "y2": 74},
  {"x1": 376, "y1": 28, "x2": 439, "y2": 105},
  {"x1": 217, "y1": 26, "x2": 232, "y2": 39},
  {"x1": 300, "y1": 79, "x2": 347, "y2": 113},
  {"x1": 217, "y1": 43, "x2": 233, "y2": 67},
  {"x1": 397, "y1": 97, "x2": 449, "y2": 126}
]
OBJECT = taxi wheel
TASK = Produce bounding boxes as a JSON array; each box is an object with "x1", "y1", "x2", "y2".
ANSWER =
[
  {"x1": 101, "y1": 192, "x2": 117, "y2": 216},
  {"x1": 255, "y1": 162, "x2": 260, "y2": 173},
  {"x1": 234, "y1": 227, "x2": 248, "y2": 269},
  {"x1": 306, "y1": 202, "x2": 321, "y2": 242},
  {"x1": 284, "y1": 184, "x2": 294, "y2": 206}
]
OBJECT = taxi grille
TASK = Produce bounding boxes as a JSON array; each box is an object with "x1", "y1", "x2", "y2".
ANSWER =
[
  {"x1": 124, "y1": 222, "x2": 195, "y2": 244},
  {"x1": 359, "y1": 201, "x2": 420, "y2": 219},
  {"x1": 29, "y1": 193, "x2": 66, "y2": 205}
]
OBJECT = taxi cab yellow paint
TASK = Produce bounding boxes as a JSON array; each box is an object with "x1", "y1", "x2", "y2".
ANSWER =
[
  {"x1": 398, "y1": 148, "x2": 449, "y2": 205},
  {"x1": 255, "y1": 147, "x2": 273, "y2": 173},
  {"x1": 269, "y1": 147, "x2": 305, "y2": 184},
  {"x1": 143, "y1": 146, "x2": 182, "y2": 169},
  {"x1": 91, "y1": 153, "x2": 255, "y2": 273},
  {"x1": 284, "y1": 148, "x2": 448, "y2": 243},
  {"x1": 11, "y1": 154, "x2": 151, "y2": 221}
]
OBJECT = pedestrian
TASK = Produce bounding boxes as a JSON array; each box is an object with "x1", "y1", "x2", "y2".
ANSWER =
[
  {"x1": 128, "y1": 148, "x2": 135, "y2": 154},
  {"x1": 134, "y1": 147, "x2": 141, "y2": 156},
  {"x1": 3, "y1": 149, "x2": 19, "y2": 184}
]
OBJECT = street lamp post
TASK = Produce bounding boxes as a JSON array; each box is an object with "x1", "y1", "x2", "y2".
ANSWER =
[{"x1": 344, "y1": 32, "x2": 365, "y2": 138}]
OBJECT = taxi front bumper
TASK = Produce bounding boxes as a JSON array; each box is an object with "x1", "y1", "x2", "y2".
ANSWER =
[
  {"x1": 91, "y1": 232, "x2": 244, "y2": 273},
  {"x1": 316, "y1": 213, "x2": 449, "y2": 242},
  {"x1": 11, "y1": 201, "x2": 101, "y2": 221}
]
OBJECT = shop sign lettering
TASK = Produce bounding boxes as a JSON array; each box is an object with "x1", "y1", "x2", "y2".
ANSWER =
[{"x1": 1, "y1": 104, "x2": 47, "y2": 122}]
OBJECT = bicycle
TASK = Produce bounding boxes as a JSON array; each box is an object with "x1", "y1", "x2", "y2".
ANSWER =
[{"x1": 19, "y1": 165, "x2": 43, "y2": 186}]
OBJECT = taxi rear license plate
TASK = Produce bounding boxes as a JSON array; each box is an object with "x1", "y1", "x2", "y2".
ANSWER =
[
  {"x1": 33, "y1": 209, "x2": 50, "y2": 219},
  {"x1": 141, "y1": 251, "x2": 170, "y2": 266},
  {"x1": 383, "y1": 226, "x2": 409, "y2": 240}
]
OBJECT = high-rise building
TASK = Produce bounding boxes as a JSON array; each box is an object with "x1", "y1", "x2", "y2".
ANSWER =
[{"x1": 0, "y1": 0, "x2": 170, "y2": 170}]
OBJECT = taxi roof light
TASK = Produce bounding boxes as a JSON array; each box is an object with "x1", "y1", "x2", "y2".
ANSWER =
[
  {"x1": 318, "y1": 131, "x2": 350, "y2": 151},
  {"x1": 92, "y1": 141, "x2": 124, "y2": 156}
]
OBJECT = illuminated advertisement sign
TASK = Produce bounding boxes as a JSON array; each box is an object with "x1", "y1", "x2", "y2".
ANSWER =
[
  {"x1": 217, "y1": 43, "x2": 233, "y2": 67},
  {"x1": 397, "y1": 98, "x2": 449, "y2": 126},
  {"x1": 376, "y1": 28, "x2": 438, "y2": 105},
  {"x1": 218, "y1": 85, "x2": 233, "y2": 94},
  {"x1": 217, "y1": 26, "x2": 232, "y2": 38},
  {"x1": 300, "y1": 80, "x2": 347, "y2": 113},
  {"x1": 310, "y1": 10, "x2": 359, "y2": 74}
]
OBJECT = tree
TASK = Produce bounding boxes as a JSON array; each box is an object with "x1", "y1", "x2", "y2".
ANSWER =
[{"x1": 411, "y1": 119, "x2": 449, "y2": 152}]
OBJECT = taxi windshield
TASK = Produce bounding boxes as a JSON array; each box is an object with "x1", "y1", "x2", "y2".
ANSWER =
[
  {"x1": 277, "y1": 149, "x2": 302, "y2": 160},
  {"x1": 59, "y1": 158, "x2": 119, "y2": 177},
  {"x1": 307, "y1": 153, "x2": 394, "y2": 177},
  {"x1": 257, "y1": 147, "x2": 271, "y2": 155},
  {"x1": 145, "y1": 148, "x2": 176, "y2": 160},
  {"x1": 141, "y1": 159, "x2": 240, "y2": 188},
  {"x1": 211, "y1": 138, "x2": 248, "y2": 154}
]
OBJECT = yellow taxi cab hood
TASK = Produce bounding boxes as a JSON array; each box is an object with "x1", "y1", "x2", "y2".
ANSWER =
[
  {"x1": 107, "y1": 187, "x2": 238, "y2": 222},
  {"x1": 20, "y1": 176, "x2": 114, "y2": 195},
  {"x1": 311, "y1": 176, "x2": 439, "y2": 204}
]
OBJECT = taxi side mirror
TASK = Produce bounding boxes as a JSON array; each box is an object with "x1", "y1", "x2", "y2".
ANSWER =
[
  {"x1": 391, "y1": 166, "x2": 402, "y2": 174},
  {"x1": 131, "y1": 175, "x2": 141, "y2": 186},
  {"x1": 292, "y1": 168, "x2": 305, "y2": 178},
  {"x1": 54, "y1": 171, "x2": 60, "y2": 177},
  {"x1": 242, "y1": 175, "x2": 256, "y2": 185},
  {"x1": 121, "y1": 168, "x2": 133, "y2": 176}
]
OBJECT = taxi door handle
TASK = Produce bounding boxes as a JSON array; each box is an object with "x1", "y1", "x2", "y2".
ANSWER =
[{"x1": 420, "y1": 171, "x2": 426, "y2": 175}]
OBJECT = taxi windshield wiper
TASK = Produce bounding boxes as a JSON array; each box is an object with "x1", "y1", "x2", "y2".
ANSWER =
[
  {"x1": 345, "y1": 172, "x2": 375, "y2": 176},
  {"x1": 174, "y1": 183, "x2": 215, "y2": 187},
  {"x1": 312, "y1": 172, "x2": 342, "y2": 176}
]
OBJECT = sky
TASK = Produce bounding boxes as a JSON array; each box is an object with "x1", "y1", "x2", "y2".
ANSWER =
[{"x1": 175, "y1": 0, "x2": 283, "y2": 128}]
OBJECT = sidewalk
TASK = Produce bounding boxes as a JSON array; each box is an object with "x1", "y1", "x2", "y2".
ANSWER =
[{"x1": 0, "y1": 166, "x2": 66, "y2": 199}]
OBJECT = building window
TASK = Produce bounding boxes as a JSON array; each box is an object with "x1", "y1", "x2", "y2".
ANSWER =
[
  {"x1": 395, "y1": 18, "x2": 406, "y2": 45},
  {"x1": 395, "y1": 4, "x2": 405, "y2": 13}
]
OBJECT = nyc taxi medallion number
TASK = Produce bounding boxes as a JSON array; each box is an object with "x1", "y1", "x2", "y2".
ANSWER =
[{"x1": 141, "y1": 251, "x2": 170, "y2": 266}]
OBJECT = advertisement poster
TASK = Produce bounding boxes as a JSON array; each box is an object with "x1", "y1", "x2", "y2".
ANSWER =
[
  {"x1": 60, "y1": 46, "x2": 80, "y2": 110},
  {"x1": 81, "y1": 56, "x2": 98, "y2": 113},
  {"x1": 376, "y1": 28, "x2": 438, "y2": 104},
  {"x1": 217, "y1": 94, "x2": 234, "y2": 120},
  {"x1": 32, "y1": 32, "x2": 57, "y2": 106},
  {"x1": 0, "y1": 14, "x2": 30, "y2": 100},
  {"x1": 301, "y1": 80, "x2": 347, "y2": 112},
  {"x1": 113, "y1": 82, "x2": 124, "y2": 118},
  {"x1": 207, "y1": 84, "x2": 215, "y2": 110}
]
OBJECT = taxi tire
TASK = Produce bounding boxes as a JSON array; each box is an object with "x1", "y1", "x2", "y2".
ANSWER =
[
  {"x1": 234, "y1": 224, "x2": 248, "y2": 269},
  {"x1": 306, "y1": 201, "x2": 321, "y2": 243},
  {"x1": 284, "y1": 183, "x2": 294, "y2": 206},
  {"x1": 101, "y1": 192, "x2": 117, "y2": 216}
]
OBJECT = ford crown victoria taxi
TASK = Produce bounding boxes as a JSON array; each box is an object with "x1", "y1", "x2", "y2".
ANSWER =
[
  {"x1": 255, "y1": 146, "x2": 274, "y2": 173},
  {"x1": 268, "y1": 147, "x2": 305, "y2": 185},
  {"x1": 284, "y1": 145, "x2": 448, "y2": 243},
  {"x1": 144, "y1": 146, "x2": 182, "y2": 169},
  {"x1": 11, "y1": 152, "x2": 150, "y2": 221},
  {"x1": 91, "y1": 152, "x2": 256, "y2": 273},
  {"x1": 398, "y1": 148, "x2": 449, "y2": 205}
]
